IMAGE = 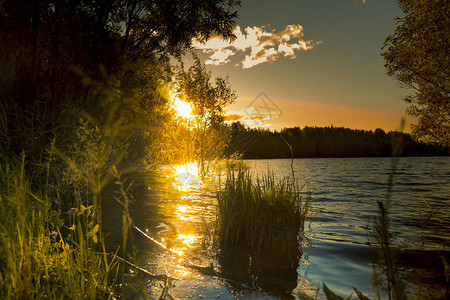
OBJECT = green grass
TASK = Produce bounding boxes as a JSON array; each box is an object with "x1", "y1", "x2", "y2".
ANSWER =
[
  {"x1": 0, "y1": 102, "x2": 168, "y2": 298},
  {"x1": 216, "y1": 167, "x2": 311, "y2": 258},
  {"x1": 0, "y1": 153, "x2": 120, "y2": 299}
]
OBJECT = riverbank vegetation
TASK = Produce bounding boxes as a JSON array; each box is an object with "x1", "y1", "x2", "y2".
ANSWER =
[
  {"x1": 382, "y1": 0, "x2": 450, "y2": 148},
  {"x1": 0, "y1": 153, "x2": 118, "y2": 298},
  {"x1": 0, "y1": 0, "x2": 240, "y2": 298},
  {"x1": 168, "y1": 57, "x2": 237, "y2": 173}
]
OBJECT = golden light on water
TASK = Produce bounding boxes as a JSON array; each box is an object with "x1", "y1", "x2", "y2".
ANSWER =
[
  {"x1": 176, "y1": 204, "x2": 195, "y2": 221},
  {"x1": 177, "y1": 234, "x2": 199, "y2": 247},
  {"x1": 172, "y1": 163, "x2": 200, "y2": 191},
  {"x1": 170, "y1": 234, "x2": 199, "y2": 257},
  {"x1": 160, "y1": 163, "x2": 203, "y2": 258},
  {"x1": 177, "y1": 204, "x2": 188, "y2": 214},
  {"x1": 171, "y1": 248, "x2": 185, "y2": 256}
]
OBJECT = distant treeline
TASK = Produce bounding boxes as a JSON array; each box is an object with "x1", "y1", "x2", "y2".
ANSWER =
[{"x1": 225, "y1": 123, "x2": 448, "y2": 159}]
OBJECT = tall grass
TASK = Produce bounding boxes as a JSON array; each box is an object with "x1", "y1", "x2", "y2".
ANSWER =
[
  {"x1": 0, "y1": 106, "x2": 137, "y2": 298},
  {"x1": 216, "y1": 167, "x2": 311, "y2": 258},
  {"x1": 0, "y1": 153, "x2": 120, "y2": 299}
]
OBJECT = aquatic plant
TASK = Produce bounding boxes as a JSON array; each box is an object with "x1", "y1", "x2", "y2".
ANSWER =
[{"x1": 216, "y1": 166, "x2": 311, "y2": 258}]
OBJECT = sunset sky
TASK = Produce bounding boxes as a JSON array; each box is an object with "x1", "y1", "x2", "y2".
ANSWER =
[{"x1": 191, "y1": 0, "x2": 412, "y2": 132}]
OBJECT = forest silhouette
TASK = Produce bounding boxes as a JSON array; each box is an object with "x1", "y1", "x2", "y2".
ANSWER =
[{"x1": 226, "y1": 123, "x2": 448, "y2": 159}]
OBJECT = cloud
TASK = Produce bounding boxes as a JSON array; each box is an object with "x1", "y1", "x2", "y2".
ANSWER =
[
  {"x1": 249, "y1": 115, "x2": 266, "y2": 121},
  {"x1": 224, "y1": 114, "x2": 245, "y2": 121},
  {"x1": 224, "y1": 109, "x2": 278, "y2": 128},
  {"x1": 194, "y1": 25, "x2": 320, "y2": 68},
  {"x1": 224, "y1": 113, "x2": 268, "y2": 123}
]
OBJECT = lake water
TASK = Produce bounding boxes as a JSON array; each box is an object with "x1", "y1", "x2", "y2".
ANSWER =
[{"x1": 102, "y1": 156, "x2": 450, "y2": 299}]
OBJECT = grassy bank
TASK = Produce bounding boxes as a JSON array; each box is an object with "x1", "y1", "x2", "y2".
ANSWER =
[{"x1": 0, "y1": 151, "x2": 122, "y2": 299}]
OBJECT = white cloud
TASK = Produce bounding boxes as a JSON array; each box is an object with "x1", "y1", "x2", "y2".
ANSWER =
[
  {"x1": 194, "y1": 25, "x2": 320, "y2": 69},
  {"x1": 206, "y1": 48, "x2": 235, "y2": 65}
]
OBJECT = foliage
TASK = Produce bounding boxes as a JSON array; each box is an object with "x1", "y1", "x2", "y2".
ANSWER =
[
  {"x1": 382, "y1": 0, "x2": 450, "y2": 147},
  {"x1": 114, "y1": 61, "x2": 175, "y2": 167},
  {"x1": 176, "y1": 56, "x2": 237, "y2": 126},
  {"x1": 226, "y1": 124, "x2": 448, "y2": 158},
  {"x1": 0, "y1": 1, "x2": 242, "y2": 294},
  {"x1": 0, "y1": 118, "x2": 165, "y2": 298},
  {"x1": 0, "y1": 0, "x2": 240, "y2": 168},
  {"x1": 174, "y1": 56, "x2": 237, "y2": 171}
]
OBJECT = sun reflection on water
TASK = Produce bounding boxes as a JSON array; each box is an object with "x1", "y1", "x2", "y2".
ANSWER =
[
  {"x1": 172, "y1": 162, "x2": 201, "y2": 191},
  {"x1": 153, "y1": 162, "x2": 206, "y2": 260},
  {"x1": 175, "y1": 204, "x2": 196, "y2": 221},
  {"x1": 168, "y1": 234, "x2": 200, "y2": 259},
  {"x1": 134, "y1": 161, "x2": 312, "y2": 297},
  {"x1": 178, "y1": 234, "x2": 199, "y2": 247}
]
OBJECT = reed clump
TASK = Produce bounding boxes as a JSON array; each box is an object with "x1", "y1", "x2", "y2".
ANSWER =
[{"x1": 216, "y1": 167, "x2": 311, "y2": 258}]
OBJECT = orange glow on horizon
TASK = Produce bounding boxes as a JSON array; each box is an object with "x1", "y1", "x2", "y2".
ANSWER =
[{"x1": 225, "y1": 98, "x2": 414, "y2": 133}]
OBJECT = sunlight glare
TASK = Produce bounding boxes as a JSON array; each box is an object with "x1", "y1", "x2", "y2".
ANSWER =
[
  {"x1": 175, "y1": 204, "x2": 194, "y2": 221},
  {"x1": 177, "y1": 205, "x2": 188, "y2": 214},
  {"x1": 178, "y1": 234, "x2": 199, "y2": 247},
  {"x1": 169, "y1": 89, "x2": 192, "y2": 118},
  {"x1": 173, "y1": 99, "x2": 192, "y2": 118},
  {"x1": 171, "y1": 248, "x2": 184, "y2": 256},
  {"x1": 172, "y1": 163, "x2": 200, "y2": 191}
]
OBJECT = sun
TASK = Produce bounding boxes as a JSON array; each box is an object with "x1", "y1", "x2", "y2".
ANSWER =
[
  {"x1": 173, "y1": 99, "x2": 192, "y2": 118},
  {"x1": 169, "y1": 89, "x2": 192, "y2": 118}
]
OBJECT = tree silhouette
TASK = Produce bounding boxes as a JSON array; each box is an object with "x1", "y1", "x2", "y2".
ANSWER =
[
  {"x1": 0, "y1": 0, "x2": 240, "y2": 162},
  {"x1": 382, "y1": 0, "x2": 449, "y2": 147},
  {"x1": 175, "y1": 56, "x2": 236, "y2": 173}
]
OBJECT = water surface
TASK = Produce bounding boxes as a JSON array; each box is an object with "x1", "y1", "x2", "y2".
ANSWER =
[{"x1": 102, "y1": 157, "x2": 450, "y2": 299}]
